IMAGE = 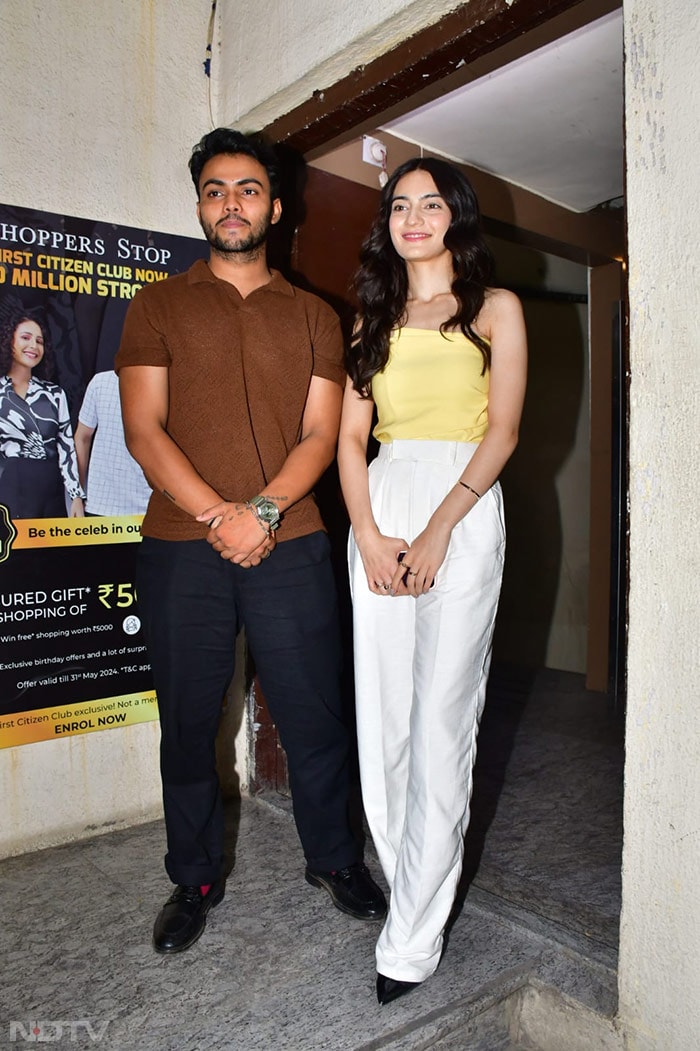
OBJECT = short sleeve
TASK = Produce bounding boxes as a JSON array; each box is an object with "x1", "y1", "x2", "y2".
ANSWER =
[
  {"x1": 309, "y1": 299, "x2": 346, "y2": 388},
  {"x1": 114, "y1": 287, "x2": 172, "y2": 371}
]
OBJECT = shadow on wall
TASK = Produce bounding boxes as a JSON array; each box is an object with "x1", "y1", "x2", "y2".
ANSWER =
[{"x1": 493, "y1": 295, "x2": 587, "y2": 671}]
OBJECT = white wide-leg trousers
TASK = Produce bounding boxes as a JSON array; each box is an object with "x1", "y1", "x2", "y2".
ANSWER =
[{"x1": 349, "y1": 440, "x2": 505, "y2": 983}]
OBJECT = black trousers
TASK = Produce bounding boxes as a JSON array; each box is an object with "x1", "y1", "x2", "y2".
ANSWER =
[
  {"x1": 0, "y1": 457, "x2": 65, "y2": 518},
  {"x1": 137, "y1": 532, "x2": 358, "y2": 886}
]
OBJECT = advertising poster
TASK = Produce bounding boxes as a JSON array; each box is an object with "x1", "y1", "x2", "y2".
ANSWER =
[{"x1": 0, "y1": 204, "x2": 204, "y2": 748}]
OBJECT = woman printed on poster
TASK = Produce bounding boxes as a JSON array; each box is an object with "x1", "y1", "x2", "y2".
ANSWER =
[{"x1": 0, "y1": 302, "x2": 85, "y2": 519}]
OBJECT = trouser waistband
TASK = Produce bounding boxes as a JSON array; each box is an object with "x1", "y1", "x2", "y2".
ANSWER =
[{"x1": 376, "y1": 440, "x2": 479, "y2": 465}]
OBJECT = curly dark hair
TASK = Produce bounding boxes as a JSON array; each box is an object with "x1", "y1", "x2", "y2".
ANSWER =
[
  {"x1": 189, "y1": 127, "x2": 280, "y2": 200},
  {"x1": 0, "y1": 305, "x2": 55, "y2": 381},
  {"x1": 349, "y1": 157, "x2": 493, "y2": 394}
]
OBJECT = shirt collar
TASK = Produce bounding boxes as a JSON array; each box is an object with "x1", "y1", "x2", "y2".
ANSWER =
[
  {"x1": 187, "y1": 258, "x2": 295, "y2": 297},
  {"x1": 0, "y1": 375, "x2": 46, "y2": 393}
]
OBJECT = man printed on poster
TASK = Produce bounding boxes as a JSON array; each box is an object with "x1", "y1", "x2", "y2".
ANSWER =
[{"x1": 75, "y1": 371, "x2": 152, "y2": 517}]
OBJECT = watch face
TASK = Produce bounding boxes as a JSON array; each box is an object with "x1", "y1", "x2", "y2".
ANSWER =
[{"x1": 251, "y1": 497, "x2": 280, "y2": 527}]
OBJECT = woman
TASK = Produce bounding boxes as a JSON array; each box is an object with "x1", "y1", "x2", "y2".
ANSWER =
[
  {"x1": 338, "y1": 158, "x2": 527, "y2": 1004},
  {"x1": 0, "y1": 306, "x2": 84, "y2": 518}
]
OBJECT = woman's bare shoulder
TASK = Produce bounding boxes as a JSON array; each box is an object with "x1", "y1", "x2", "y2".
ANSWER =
[
  {"x1": 484, "y1": 286, "x2": 523, "y2": 314},
  {"x1": 477, "y1": 287, "x2": 524, "y2": 336}
]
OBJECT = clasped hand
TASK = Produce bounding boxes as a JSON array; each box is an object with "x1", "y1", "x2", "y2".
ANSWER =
[
  {"x1": 360, "y1": 522, "x2": 450, "y2": 597},
  {"x1": 196, "y1": 501, "x2": 276, "y2": 567}
]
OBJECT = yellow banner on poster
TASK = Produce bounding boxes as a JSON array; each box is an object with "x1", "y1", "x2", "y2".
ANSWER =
[
  {"x1": 11, "y1": 516, "x2": 144, "y2": 550},
  {"x1": 0, "y1": 690, "x2": 158, "y2": 748}
]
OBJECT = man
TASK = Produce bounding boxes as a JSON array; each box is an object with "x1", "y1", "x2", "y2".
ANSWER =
[
  {"x1": 116, "y1": 128, "x2": 386, "y2": 954},
  {"x1": 74, "y1": 371, "x2": 151, "y2": 516}
]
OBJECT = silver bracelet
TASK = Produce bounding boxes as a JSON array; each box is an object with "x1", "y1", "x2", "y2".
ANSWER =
[{"x1": 246, "y1": 503, "x2": 273, "y2": 538}]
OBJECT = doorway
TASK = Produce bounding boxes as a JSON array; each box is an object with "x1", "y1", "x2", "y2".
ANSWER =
[{"x1": 250, "y1": 0, "x2": 627, "y2": 978}]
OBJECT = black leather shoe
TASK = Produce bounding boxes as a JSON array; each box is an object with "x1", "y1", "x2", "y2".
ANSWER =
[
  {"x1": 152, "y1": 880, "x2": 225, "y2": 954},
  {"x1": 376, "y1": 972, "x2": 421, "y2": 1005},
  {"x1": 305, "y1": 862, "x2": 387, "y2": 920}
]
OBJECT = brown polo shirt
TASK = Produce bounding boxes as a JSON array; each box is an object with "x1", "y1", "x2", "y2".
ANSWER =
[{"x1": 115, "y1": 260, "x2": 345, "y2": 542}]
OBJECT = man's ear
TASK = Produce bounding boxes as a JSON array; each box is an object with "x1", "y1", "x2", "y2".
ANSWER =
[{"x1": 271, "y1": 199, "x2": 282, "y2": 225}]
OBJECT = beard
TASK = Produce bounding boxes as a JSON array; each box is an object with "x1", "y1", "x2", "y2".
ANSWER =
[{"x1": 200, "y1": 205, "x2": 273, "y2": 258}]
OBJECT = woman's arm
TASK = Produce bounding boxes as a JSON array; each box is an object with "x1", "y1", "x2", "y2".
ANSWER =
[
  {"x1": 394, "y1": 289, "x2": 527, "y2": 594},
  {"x1": 74, "y1": 421, "x2": 95, "y2": 493},
  {"x1": 338, "y1": 378, "x2": 408, "y2": 593},
  {"x1": 54, "y1": 387, "x2": 86, "y2": 508}
]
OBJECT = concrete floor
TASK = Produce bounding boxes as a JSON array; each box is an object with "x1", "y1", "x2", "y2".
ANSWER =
[{"x1": 0, "y1": 667, "x2": 624, "y2": 1050}]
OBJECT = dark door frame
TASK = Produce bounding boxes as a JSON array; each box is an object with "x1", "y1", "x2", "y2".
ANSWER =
[{"x1": 262, "y1": 0, "x2": 621, "y2": 159}]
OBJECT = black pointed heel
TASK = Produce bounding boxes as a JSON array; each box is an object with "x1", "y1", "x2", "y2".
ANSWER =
[{"x1": 376, "y1": 972, "x2": 421, "y2": 1005}]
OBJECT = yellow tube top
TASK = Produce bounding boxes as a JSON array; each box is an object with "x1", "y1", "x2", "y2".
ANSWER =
[{"x1": 371, "y1": 327, "x2": 489, "y2": 443}]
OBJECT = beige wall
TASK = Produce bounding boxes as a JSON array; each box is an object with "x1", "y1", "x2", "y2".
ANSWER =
[
  {"x1": 618, "y1": 0, "x2": 700, "y2": 1046},
  {"x1": 220, "y1": 0, "x2": 476, "y2": 132},
  {"x1": 0, "y1": 0, "x2": 209, "y2": 235}
]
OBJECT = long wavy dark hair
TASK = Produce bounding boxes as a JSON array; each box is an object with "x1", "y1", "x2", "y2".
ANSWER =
[
  {"x1": 349, "y1": 157, "x2": 493, "y2": 394},
  {"x1": 0, "y1": 305, "x2": 56, "y2": 381}
]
